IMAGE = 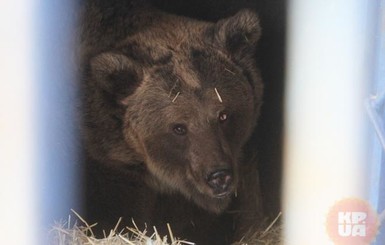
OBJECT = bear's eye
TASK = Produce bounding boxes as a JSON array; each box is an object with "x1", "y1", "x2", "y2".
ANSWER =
[
  {"x1": 218, "y1": 112, "x2": 228, "y2": 123},
  {"x1": 173, "y1": 124, "x2": 187, "y2": 135}
]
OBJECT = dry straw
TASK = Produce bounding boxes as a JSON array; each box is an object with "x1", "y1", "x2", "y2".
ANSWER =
[
  {"x1": 214, "y1": 87, "x2": 223, "y2": 103},
  {"x1": 51, "y1": 211, "x2": 282, "y2": 245}
]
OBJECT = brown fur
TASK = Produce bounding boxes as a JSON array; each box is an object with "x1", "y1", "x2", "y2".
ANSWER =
[{"x1": 80, "y1": 1, "x2": 263, "y2": 244}]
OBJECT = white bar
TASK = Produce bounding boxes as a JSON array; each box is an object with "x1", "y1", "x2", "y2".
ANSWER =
[
  {"x1": 0, "y1": 1, "x2": 38, "y2": 245},
  {"x1": 34, "y1": 1, "x2": 80, "y2": 243},
  {"x1": 284, "y1": 1, "x2": 375, "y2": 244}
]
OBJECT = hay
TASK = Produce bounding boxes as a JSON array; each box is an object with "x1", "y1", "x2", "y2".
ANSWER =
[
  {"x1": 171, "y1": 92, "x2": 180, "y2": 103},
  {"x1": 234, "y1": 212, "x2": 282, "y2": 245},
  {"x1": 214, "y1": 87, "x2": 223, "y2": 103},
  {"x1": 50, "y1": 210, "x2": 194, "y2": 245},
  {"x1": 50, "y1": 219, "x2": 195, "y2": 245},
  {"x1": 50, "y1": 211, "x2": 282, "y2": 245}
]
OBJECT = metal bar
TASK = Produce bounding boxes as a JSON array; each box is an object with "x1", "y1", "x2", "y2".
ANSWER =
[{"x1": 284, "y1": 1, "x2": 378, "y2": 244}]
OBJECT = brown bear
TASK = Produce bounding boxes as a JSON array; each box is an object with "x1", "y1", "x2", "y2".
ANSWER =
[{"x1": 79, "y1": 0, "x2": 264, "y2": 244}]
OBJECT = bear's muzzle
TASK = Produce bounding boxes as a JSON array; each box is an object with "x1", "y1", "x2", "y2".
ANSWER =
[{"x1": 206, "y1": 169, "x2": 233, "y2": 197}]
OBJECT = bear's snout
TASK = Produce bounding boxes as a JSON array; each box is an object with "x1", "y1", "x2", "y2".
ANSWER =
[{"x1": 206, "y1": 169, "x2": 233, "y2": 197}]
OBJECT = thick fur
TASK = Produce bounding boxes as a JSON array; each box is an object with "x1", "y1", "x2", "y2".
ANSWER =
[{"x1": 80, "y1": 1, "x2": 264, "y2": 244}]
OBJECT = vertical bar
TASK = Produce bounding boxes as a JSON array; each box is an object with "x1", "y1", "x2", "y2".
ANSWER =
[
  {"x1": 35, "y1": 1, "x2": 80, "y2": 242},
  {"x1": 367, "y1": 0, "x2": 385, "y2": 244},
  {"x1": 0, "y1": 1, "x2": 38, "y2": 245},
  {"x1": 284, "y1": 1, "x2": 377, "y2": 244}
]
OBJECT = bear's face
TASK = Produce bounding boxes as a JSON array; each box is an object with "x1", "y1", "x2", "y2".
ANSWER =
[{"x1": 86, "y1": 10, "x2": 263, "y2": 213}]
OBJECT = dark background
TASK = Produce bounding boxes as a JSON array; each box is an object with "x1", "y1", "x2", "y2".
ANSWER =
[{"x1": 148, "y1": 0, "x2": 286, "y2": 217}]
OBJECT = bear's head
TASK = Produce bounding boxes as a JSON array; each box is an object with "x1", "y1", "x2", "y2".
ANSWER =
[{"x1": 84, "y1": 9, "x2": 263, "y2": 213}]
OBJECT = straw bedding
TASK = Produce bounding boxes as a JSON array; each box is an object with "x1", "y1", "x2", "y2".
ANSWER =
[{"x1": 51, "y1": 210, "x2": 281, "y2": 245}]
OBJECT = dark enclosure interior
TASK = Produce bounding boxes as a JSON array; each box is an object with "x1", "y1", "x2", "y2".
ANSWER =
[{"x1": 77, "y1": 0, "x2": 286, "y2": 241}]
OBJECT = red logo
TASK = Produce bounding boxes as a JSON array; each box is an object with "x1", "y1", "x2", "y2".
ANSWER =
[{"x1": 326, "y1": 198, "x2": 379, "y2": 245}]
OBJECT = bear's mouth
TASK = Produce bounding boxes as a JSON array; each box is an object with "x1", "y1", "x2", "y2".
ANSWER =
[
  {"x1": 197, "y1": 181, "x2": 235, "y2": 200},
  {"x1": 213, "y1": 190, "x2": 233, "y2": 199},
  {"x1": 191, "y1": 185, "x2": 234, "y2": 214}
]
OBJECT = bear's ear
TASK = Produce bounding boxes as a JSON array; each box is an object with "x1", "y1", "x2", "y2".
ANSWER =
[
  {"x1": 90, "y1": 52, "x2": 143, "y2": 104},
  {"x1": 212, "y1": 9, "x2": 261, "y2": 59}
]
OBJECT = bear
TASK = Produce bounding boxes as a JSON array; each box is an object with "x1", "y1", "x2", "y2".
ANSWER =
[{"x1": 79, "y1": 0, "x2": 264, "y2": 244}]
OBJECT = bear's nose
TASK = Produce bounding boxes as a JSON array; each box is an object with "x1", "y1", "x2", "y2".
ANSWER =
[{"x1": 206, "y1": 169, "x2": 233, "y2": 196}]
